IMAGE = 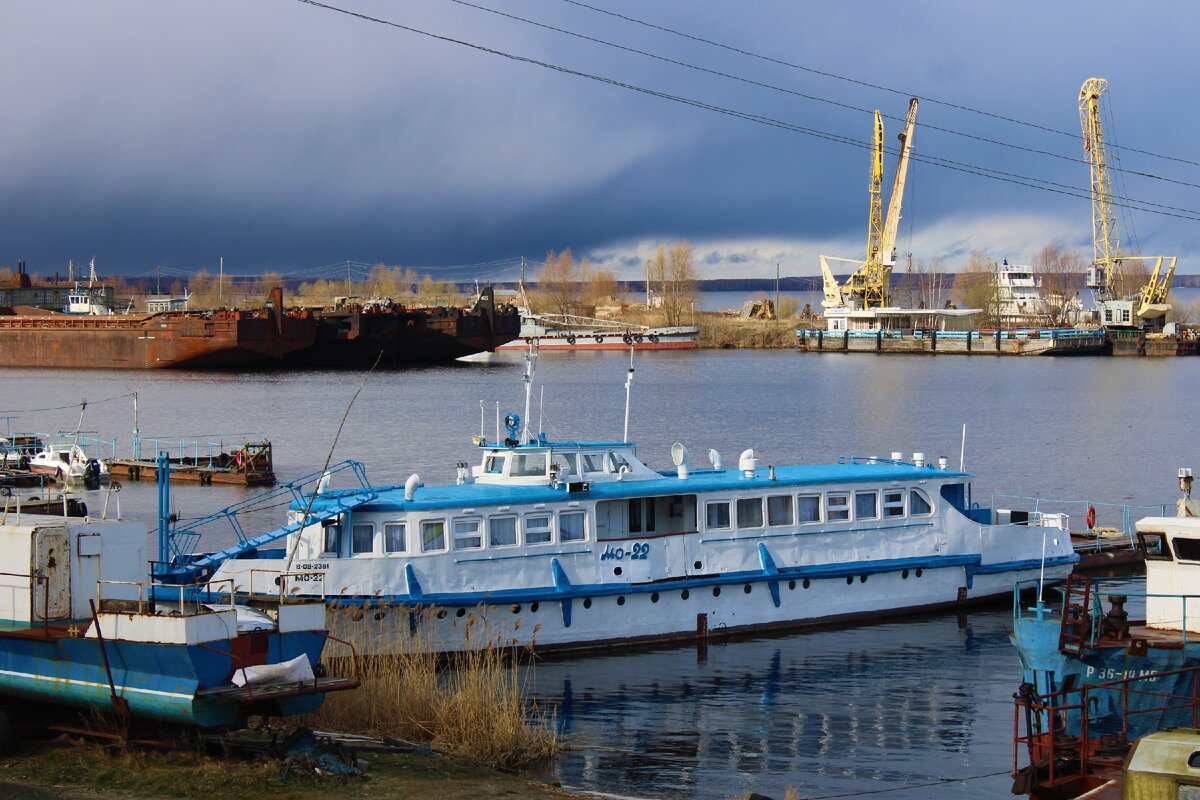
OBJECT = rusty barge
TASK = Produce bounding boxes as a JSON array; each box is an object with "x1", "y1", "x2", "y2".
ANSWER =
[
  {"x1": 0, "y1": 286, "x2": 518, "y2": 369},
  {"x1": 0, "y1": 288, "x2": 315, "y2": 370}
]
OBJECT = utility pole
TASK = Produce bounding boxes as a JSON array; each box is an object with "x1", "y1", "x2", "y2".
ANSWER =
[
  {"x1": 156, "y1": 265, "x2": 161, "y2": 296},
  {"x1": 346, "y1": 260, "x2": 352, "y2": 297},
  {"x1": 219, "y1": 256, "x2": 224, "y2": 305},
  {"x1": 775, "y1": 261, "x2": 780, "y2": 315}
]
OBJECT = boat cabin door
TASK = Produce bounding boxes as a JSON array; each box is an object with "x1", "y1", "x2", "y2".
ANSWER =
[{"x1": 32, "y1": 527, "x2": 70, "y2": 622}]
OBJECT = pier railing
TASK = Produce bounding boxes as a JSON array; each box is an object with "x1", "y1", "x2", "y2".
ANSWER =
[{"x1": 131, "y1": 431, "x2": 268, "y2": 464}]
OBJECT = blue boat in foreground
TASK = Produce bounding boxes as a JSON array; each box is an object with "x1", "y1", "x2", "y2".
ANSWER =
[
  {"x1": 0, "y1": 462, "x2": 355, "y2": 748},
  {"x1": 1011, "y1": 471, "x2": 1200, "y2": 798}
]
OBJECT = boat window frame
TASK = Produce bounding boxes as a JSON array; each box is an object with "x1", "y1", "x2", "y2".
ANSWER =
[
  {"x1": 524, "y1": 512, "x2": 553, "y2": 545},
  {"x1": 351, "y1": 522, "x2": 375, "y2": 556},
  {"x1": 736, "y1": 497, "x2": 764, "y2": 529},
  {"x1": 826, "y1": 492, "x2": 850, "y2": 522},
  {"x1": 580, "y1": 452, "x2": 607, "y2": 475},
  {"x1": 796, "y1": 493, "x2": 822, "y2": 524},
  {"x1": 705, "y1": 500, "x2": 732, "y2": 531},
  {"x1": 883, "y1": 489, "x2": 906, "y2": 519},
  {"x1": 555, "y1": 452, "x2": 580, "y2": 478},
  {"x1": 559, "y1": 510, "x2": 587, "y2": 543},
  {"x1": 909, "y1": 488, "x2": 934, "y2": 517},
  {"x1": 510, "y1": 452, "x2": 549, "y2": 478},
  {"x1": 854, "y1": 491, "x2": 879, "y2": 521},
  {"x1": 488, "y1": 514, "x2": 518, "y2": 548},
  {"x1": 451, "y1": 516, "x2": 484, "y2": 551},
  {"x1": 766, "y1": 494, "x2": 794, "y2": 527},
  {"x1": 483, "y1": 453, "x2": 506, "y2": 475},
  {"x1": 420, "y1": 518, "x2": 447, "y2": 553},
  {"x1": 1139, "y1": 531, "x2": 1172, "y2": 561},
  {"x1": 384, "y1": 521, "x2": 407, "y2": 554}
]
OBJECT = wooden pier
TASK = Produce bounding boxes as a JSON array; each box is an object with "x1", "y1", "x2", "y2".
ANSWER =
[{"x1": 109, "y1": 440, "x2": 275, "y2": 486}]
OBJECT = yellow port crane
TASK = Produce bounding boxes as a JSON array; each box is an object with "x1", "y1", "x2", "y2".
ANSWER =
[
  {"x1": 1078, "y1": 77, "x2": 1176, "y2": 329},
  {"x1": 821, "y1": 98, "x2": 919, "y2": 310}
]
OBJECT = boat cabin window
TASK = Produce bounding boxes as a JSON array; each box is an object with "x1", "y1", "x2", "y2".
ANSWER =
[
  {"x1": 737, "y1": 498, "x2": 763, "y2": 529},
  {"x1": 706, "y1": 501, "x2": 731, "y2": 531},
  {"x1": 323, "y1": 523, "x2": 343, "y2": 555},
  {"x1": 883, "y1": 490, "x2": 905, "y2": 518},
  {"x1": 939, "y1": 483, "x2": 968, "y2": 513},
  {"x1": 909, "y1": 489, "x2": 933, "y2": 516},
  {"x1": 385, "y1": 522, "x2": 406, "y2": 553},
  {"x1": 421, "y1": 519, "x2": 446, "y2": 552},
  {"x1": 1139, "y1": 532, "x2": 1172, "y2": 561},
  {"x1": 1171, "y1": 536, "x2": 1200, "y2": 562},
  {"x1": 453, "y1": 518, "x2": 483, "y2": 550},
  {"x1": 767, "y1": 495, "x2": 793, "y2": 526},
  {"x1": 511, "y1": 452, "x2": 547, "y2": 477},
  {"x1": 484, "y1": 454, "x2": 506, "y2": 474},
  {"x1": 560, "y1": 510, "x2": 586, "y2": 543},
  {"x1": 525, "y1": 513, "x2": 552, "y2": 545},
  {"x1": 581, "y1": 453, "x2": 607, "y2": 475},
  {"x1": 826, "y1": 493, "x2": 850, "y2": 522},
  {"x1": 597, "y1": 496, "x2": 696, "y2": 539},
  {"x1": 555, "y1": 452, "x2": 580, "y2": 477},
  {"x1": 797, "y1": 494, "x2": 821, "y2": 524},
  {"x1": 351, "y1": 523, "x2": 375, "y2": 555},
  {"x1": 855, "y1": 491, "x2": 879, "y2": 521},
  {"x1": 489, "y1": 515, "x2": 518, "y2": 547}
]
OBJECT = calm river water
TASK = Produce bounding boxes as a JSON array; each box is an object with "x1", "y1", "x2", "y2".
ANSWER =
[{"x1": 0, "y1": 350, "x2": 1189, "y2": 798}]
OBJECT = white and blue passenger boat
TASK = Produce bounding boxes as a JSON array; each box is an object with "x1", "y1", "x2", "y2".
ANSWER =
[{"x1": 195, "y1": 353, "x2": 1079, "y2": 654}]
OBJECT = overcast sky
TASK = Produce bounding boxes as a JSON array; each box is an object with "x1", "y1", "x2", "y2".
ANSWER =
[{"x1": 2, "y1": 1, "x2": 1198, "y2": 282}]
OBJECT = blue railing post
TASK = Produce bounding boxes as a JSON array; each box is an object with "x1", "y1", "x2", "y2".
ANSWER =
[{"x1": 156, "y1": 452, "x2": 171, "y2": 570}]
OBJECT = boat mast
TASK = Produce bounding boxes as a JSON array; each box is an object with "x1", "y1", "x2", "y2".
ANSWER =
[
  {"x1": 521, "y1": 343, "x2": 537, "y2": 443},
  {"x1": 623, "y1": 345, "x2": 635, "y2": 443}
]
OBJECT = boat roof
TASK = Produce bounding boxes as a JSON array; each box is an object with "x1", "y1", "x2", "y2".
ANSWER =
[{"x1": 301, "y1": 460, "x2": 970, "y2": 514}]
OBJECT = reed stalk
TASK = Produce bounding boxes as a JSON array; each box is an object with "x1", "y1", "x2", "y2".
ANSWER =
[{"x1": 305, "y1": 605, "x2": 559, "y2": 770}]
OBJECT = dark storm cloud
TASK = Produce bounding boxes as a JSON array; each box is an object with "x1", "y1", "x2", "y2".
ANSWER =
[{"x1": 1, "y1": 0, "x2": 1198, "y2": 279}]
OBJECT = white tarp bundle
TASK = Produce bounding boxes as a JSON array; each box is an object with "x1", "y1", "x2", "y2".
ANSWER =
[{"x1": 231, "y1": 653, "x2": 315, "y2": 688}]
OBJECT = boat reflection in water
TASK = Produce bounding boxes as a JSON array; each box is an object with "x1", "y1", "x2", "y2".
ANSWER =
[{"x1": 530, "y1": 606, "x2": 1027, "y2": 800}]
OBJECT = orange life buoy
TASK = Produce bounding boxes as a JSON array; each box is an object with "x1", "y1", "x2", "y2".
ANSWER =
[
  {"x1": 1086, "y1": 504, "x2": 1096, "y2": 529},
  {"x1": 235, "y1": 449, "x2": 245, "y2": 468}
]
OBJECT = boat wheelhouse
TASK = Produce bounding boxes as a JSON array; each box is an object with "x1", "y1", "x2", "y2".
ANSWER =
[{"x1": 206, "y1": 430, "x2": 1077, "y2": 654}]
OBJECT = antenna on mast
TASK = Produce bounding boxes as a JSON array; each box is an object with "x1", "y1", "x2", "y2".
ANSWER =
[{"x1": 623, "y1": 345, "x2": 635, "y2": 443}]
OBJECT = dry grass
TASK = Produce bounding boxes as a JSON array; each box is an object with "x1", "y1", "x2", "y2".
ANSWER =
[
  {"x1": 305, "y1": 607, "x2": 559, "y2": 771},
  {"x1": 698, "y1": 315, "x2": 798, "y2": 349}
]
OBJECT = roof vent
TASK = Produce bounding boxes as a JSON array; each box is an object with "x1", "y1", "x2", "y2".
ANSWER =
[
  {"x1": 913, "y1": 452, "x2": 926, "y2": 468},
  {"x1": 405, "y1": 473, "x2": 419, "y2": 501},
  {"x1": 708, "y1": 449, "x2": 722, "y2": 469},
  {"x1": 937, "y1": 456, "x2": 948, "y2": 470},
  {"x1": 739, "y1": 449, "x2": 758, "y2": 477},
  {"x1": 890, "y1": 451, "x2": 903, "y2": 461},
  {"x1": 671, "y1": 443, "x2": 689, "y2": 479}
]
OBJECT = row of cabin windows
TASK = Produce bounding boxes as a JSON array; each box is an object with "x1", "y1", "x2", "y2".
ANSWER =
[
  {"x1": 482, "y1": 449, "x2": 632, "y2": 479},
  {"x1": 703, "y1": 488, "x2": 932, "y2": 532},
  {"x1": 324, "y1": 509, "x2": 588, "y2": 556}
]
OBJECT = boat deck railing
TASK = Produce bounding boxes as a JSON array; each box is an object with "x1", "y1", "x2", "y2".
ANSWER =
[
  {"x1": 527, "y1": 312, "x2": 651, "y2": 333},
  {"x1": 103, "y1": 577, "x2": 237, "y2": 616},
  {"x1": 1013, "y1": 664, "x2": 1200, "y2": 794},
  {"x1": 163, "y1": 459, "x2": 377, "y2": 578},
  {"x1": 1014, "y1": 579, "x2": 1200, "y2": 646},
  {"x1": 797, "y1": 327, "x2": 1103, "y2": 340},
  {"x1": 992, "y1": 494, "x2": 1165, "y2": 549}
]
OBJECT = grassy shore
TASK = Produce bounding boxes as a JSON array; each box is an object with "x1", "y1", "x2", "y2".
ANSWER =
[{"x1": 0, "y1": 738, "x2": 582, "y2": 800}]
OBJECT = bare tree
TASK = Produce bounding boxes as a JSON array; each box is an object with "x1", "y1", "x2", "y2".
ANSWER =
[
  {"x1": 534, "y1": 249, "x2": 578, "y2": 316},
  {"x1": 912, "y1": 257, "x2": 951, "y2": 311},
  {"x1": 646, "y1": 242, "x2": 698, "y2": 326},
  {"x1": 952, "y1": 252, "x2": 1000, "y2": 326},
  {"x1": 1033, "y1": 243, "x2": 1085, "y2": 325}
]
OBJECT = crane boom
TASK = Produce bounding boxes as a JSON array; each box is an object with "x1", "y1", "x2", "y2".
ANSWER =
[
  {"x1": 831, "y1": 98, "x2": 919, "y2": 310},
  {"x1": 880, "y1": 98, "x2": 919, "y2": 272},
  {"x1": 1078, "y1": 78, "x2": 1122, "y2": 301}
]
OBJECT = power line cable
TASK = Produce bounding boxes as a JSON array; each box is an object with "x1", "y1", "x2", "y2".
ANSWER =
[
  {"x1": 555, "y1": 0, "x2": 1200, "y2": 170},
  {"x1": 290, "y1": 0, "x2": 1200, "y2": 223},
  {"x1": 450, "y1": 0, "x2": 1200, "y2": 192}
]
